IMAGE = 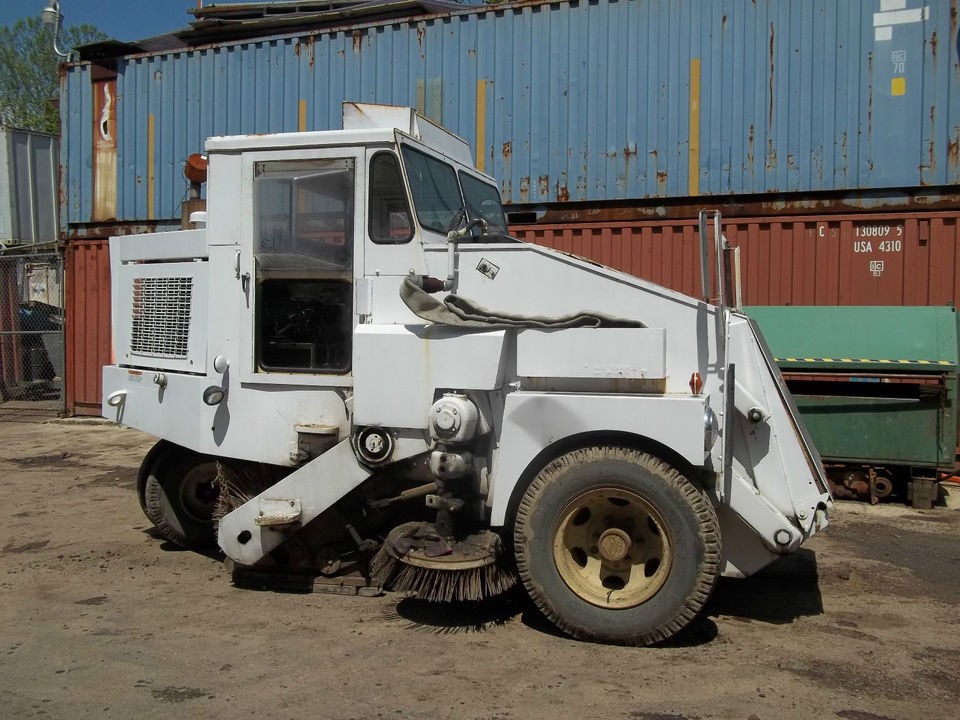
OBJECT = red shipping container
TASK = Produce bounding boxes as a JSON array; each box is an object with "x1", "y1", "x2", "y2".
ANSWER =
[
  {"x1": 64, "y1": 239, "x2": 111, "y2": 416},
  {"x1": 513, "y1": 211, "x2": 960, "y2": 309}
]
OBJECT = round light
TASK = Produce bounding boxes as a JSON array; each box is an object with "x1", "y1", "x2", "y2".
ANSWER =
[
  {"x1": 184, "y1": 153, "x2": 208, "y2": 184},
  {"x1": 202, "y1": 385, "x2": 225, "y2": 406},
  {"x1": 106, "y1": 390, "x2": 126, "y2": 407},
  {"x1": 703, "y1": 406, "x2": 719, "y2": 451}
]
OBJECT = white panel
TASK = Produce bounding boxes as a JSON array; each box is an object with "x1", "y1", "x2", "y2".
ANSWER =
[
  {"x1": 353, "y1": 324, "x2": 505, "y2": 427},
  {"x1": 489, "y1": 392, "x2": 707, "y2": 524},
  {"x1": 516, "y1": 328, "x2": 667, "y2": 379},
  {"x1": 110, "y1": 229, "x2": 207, "y2": 262},
  {"x1": 101, "y1": 364, "x2": 351, "y2": 466},
  {"x1": 343, "y1": 102, "x2": 415, "y2": 131},
  {"x1": 874, "y1": 26, "x2": 893, "y2": 41}
]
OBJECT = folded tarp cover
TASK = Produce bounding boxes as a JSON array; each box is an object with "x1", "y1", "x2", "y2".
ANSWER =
[{"x1": 400, "y1": 278, "x2": 646, "y2": 329}]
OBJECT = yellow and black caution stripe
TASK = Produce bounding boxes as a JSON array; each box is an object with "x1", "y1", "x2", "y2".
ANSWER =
[{"x1": 774, "y1": 357, "x2": 954, "y2": 366}]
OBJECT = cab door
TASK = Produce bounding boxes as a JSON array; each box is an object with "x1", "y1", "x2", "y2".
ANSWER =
[{"x1": 237, "y1": 149, "x2": 364, "y2": 386}]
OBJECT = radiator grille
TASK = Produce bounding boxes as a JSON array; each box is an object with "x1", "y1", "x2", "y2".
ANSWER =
[{"x1": 130, "y1": 277, "x2": 193, "y2": 358}]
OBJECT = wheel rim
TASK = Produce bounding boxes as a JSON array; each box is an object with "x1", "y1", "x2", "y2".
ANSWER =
[
  {"x1": 552, "y1": 486, "x2": 672, "y2": 609},
  {"x1": 177, "y1": 461, "x2": 223, "y2": 524}
]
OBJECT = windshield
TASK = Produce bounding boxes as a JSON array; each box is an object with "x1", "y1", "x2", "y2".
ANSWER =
[
  {"x1": 401, "y1": 144, "x2": 508, "y2": 236},
  {"x1": 460, "y1": 171, "x2": 507, "y2": 234}
]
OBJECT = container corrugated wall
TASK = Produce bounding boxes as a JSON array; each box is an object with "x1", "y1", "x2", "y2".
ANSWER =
[
  {"x1": 512, "y1": 211, "x2": 960, "y2": 308},
  {"x1": 64, "y1": 240, "x2": 111, "y2": 416},
  {"x1": 61, "y1": 0, "x2": 960, "y2": 230},
  {"x1": 0, "y1": 127, "x2": 59, "y2": 246}
]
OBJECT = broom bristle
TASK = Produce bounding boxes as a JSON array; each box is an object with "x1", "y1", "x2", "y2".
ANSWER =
[
  {"x1": 371, "y1": 534, "x2": 518, "y2": 603},
  {"x1": 213, "y1": 462, "x2": 280, "y2": 539}
]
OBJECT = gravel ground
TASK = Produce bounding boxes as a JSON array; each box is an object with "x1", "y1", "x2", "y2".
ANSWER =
[{"x1": 1, "y1": 418, "x2": 958, "y2": 720}]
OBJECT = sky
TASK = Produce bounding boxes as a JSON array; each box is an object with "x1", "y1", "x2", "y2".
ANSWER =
[{"x1": 0, "y1": 0, "x2": 204, "y2": 43}]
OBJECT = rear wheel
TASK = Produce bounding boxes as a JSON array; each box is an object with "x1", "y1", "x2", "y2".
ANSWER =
[
  {"x1": 143, "y1": 446, "x2": 236, "y2": 550},
  {"x1": 513, "y1": 446, "x2": 720, "y2": 645},
  {"x1": 137, "y1": 440, "x2": 176, "y2": 519}
]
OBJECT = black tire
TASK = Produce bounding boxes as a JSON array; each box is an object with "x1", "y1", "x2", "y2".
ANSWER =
[
  {"x1": 137, "y1": 440, "x2": 176, "y2": 520},
  {"x1": 143, "y1": 447, "x2": 234, "y2": 550},
  {"x1": 513, "y1": 446, "x2": 720, "y2": 646}
]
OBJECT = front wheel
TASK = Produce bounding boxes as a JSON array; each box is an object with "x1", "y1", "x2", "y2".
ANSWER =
[
  {"x1": 143, "y1": 446, "x2": 237, "y2": 551},
  {"x1": 513, "y1": 446, "x2": 720, "y2": 645}
]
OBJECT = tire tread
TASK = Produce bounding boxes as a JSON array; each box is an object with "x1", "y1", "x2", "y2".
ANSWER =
[{"x1": 513, "y1": 446, "x2": 720, "y2": 646}]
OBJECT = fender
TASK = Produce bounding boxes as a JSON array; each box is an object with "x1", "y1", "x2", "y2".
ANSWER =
[{"x1": 489, "y1": 391, "x2": 708, "y2": 525}]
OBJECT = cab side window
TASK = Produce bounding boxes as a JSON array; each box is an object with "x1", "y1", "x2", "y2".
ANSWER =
[{"x1": 369, "y1": 152, "x2": 413, "y2": 244}]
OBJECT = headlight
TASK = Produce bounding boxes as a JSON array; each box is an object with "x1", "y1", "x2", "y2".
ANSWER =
[{"x1": 704, "y1": 406, "x2": 719, "y2": 451}]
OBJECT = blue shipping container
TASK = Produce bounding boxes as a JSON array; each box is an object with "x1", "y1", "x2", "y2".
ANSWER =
[{"x1": 61, "y1": 0, "x2": 960, "y2": 230}]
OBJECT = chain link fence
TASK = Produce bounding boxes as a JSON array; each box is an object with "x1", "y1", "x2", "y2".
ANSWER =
[{"x1": 0, "y1": 251, "x2": 65, "y2": 413}]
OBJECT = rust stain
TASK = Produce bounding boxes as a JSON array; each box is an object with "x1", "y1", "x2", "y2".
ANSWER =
[
  {"x1": 538, "y1": 175, "x2": 549, "y2": 197},
  {"x1": 947, "y1": 126, "x2": 960, "y2": 173},
  {"x1": 768, "y1": 22, "x2": 775, "y2": 132},
  {"x1": 867, "y1": 52, "x2": 873, "y2": 136},
  {"x1": 747, "y1": 124, "x2": 755, "y2": 174},
  {"x1": 519, "y1": 176, "x2": 530, "y2": 202},
  {"x1": 840, "y1": 131, "x2": 848, "y2": 172},
  {"x1": 930, "y1": 30, "x2": 938, "y2": 60},
  {"x1": 766, "y1": 139, "x2": 776, "y2": 170},
  {"x1": 787, "y1": 153, "x2": 795, "y2": 168},
  {"x1": 623, "y1": 144, "x2": 636, "y2": 181},
  {"x1": 656, "y1": 170, "x2": 668, "y2": 193},
  {"x1": 92, "y1": 78, "x2": 118, "y2": 222},
  {"x1": 417, "y1": 26, "x2": 425, "y2": 48},
  {"x1": 352, "y1": 30, "x2": 364, "y2": 52},
  {"x1": 927, "y1": 105, "x2": 937, "y2": 173},
  {"x1": 502, "y1": 141, "x2": 512, "y2": 159},
  {"x1": 295, "y1": 38, "x2": 315, "y2": 70},
  {"x1": 556, "y1": 183, "x2": 569, "y2": 202},
  {"x1": 722, "y1": 14, "x2": 727, "y2": 29}
]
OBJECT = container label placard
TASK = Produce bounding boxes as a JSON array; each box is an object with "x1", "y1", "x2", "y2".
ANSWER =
[{"x1": 851, "y1": 224, "x2": 904, "y2": 254}]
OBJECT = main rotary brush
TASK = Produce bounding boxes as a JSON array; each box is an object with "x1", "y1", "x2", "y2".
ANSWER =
[{"x1": 370, "y1": 521, "x2": 518, "y2": 603}]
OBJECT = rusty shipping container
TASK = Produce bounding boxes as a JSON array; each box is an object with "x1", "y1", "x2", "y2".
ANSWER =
[
  {"x1": 512, "y1": 211, "x2": 960, "y2": 309},
  {"x1": 64, "y1": 240, "x2": 111, "y2": 416},
  {"x1": 60, "y1": 0, "x2": 960, "y2": 235},
  {"x1": 56, "y1": 0, "x2": 960, "y2": 414}
]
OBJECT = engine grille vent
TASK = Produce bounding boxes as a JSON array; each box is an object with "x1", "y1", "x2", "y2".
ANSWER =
[{"x1": 130, "y1": 277, "x2": 193, "y2": 358}]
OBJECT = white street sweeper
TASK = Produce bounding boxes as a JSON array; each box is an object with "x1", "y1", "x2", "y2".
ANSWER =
[{"x1": 102, "y1": 103, "x2": 832, "y2": 645}]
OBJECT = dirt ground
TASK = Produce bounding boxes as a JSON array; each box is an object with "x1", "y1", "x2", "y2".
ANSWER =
[{"x1": 1, "y1": 417, "x2": 958, "y2": 720}]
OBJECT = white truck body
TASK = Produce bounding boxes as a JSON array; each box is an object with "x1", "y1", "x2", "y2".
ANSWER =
[{"x1": 103, "y1": 104, "x2": 831, "y2": 645}]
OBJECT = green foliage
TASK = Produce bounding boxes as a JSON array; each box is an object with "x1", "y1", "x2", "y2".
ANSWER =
[{"x1": 0, "y1": 16, "x2": 105, "y2": 134}]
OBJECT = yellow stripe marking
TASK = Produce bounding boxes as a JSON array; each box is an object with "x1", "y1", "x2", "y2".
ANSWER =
[
  {"x1": 774, "y1": 356, "x2": 954, "y2": 365},
  {"x1": 688, "y1": 59, "x2": 701, "y2": 196},
  {"x1": 476, "y1": 79, "x2": 487, "y2": 172}
]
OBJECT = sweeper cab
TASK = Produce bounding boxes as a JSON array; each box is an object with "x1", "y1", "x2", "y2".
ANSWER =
[{"x1": 102, "y1": 103, "x2": 832, "y2": 646}]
